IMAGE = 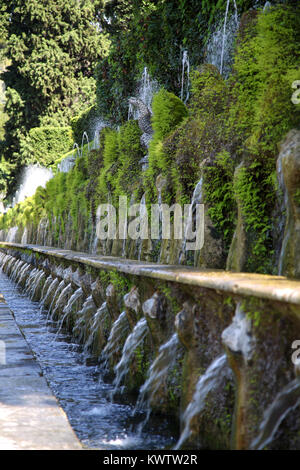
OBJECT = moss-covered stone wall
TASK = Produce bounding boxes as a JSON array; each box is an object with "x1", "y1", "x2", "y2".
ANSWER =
[
  {"x1": 0, "y1": 5, "x2": 300, "y2": 278},
  {"x1": 1, "y1": 243, "x2": 300, "y2": 449}
]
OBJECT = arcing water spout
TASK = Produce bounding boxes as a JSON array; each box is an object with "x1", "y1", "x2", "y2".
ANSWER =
[
  {"x1": 134, "y1": 332, "x2": 180, "y2": 430},
  {"x1": 112, "y1": 318, "x2": 149, "y2": 394},
  {"x1": 175, "y1": 354, "x2": 230, "y2": 449},
  {"x1": 81, "y1": 131, "x2": 90, "y2": 156},
  {"x1": 101, "y1": 311, "x2": 130, "y2": 369},
  {"x1": 251, "y1": 378, "x2": 300, "y2": 450}
]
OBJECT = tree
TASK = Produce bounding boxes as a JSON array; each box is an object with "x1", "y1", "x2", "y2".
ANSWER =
[{"x1": 0, "y1": 0, "x2": 109, "y2": 170}]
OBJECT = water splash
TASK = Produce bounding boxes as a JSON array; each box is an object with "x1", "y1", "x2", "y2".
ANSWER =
[
  {"x1": 128, "y1": 66, "x2": 158, "y2": 120},
  {"x1": 206, "y1": 0, "x2": 239, "y2": 78},
  {"x1": 17, "y1": 264, "x2": 32, "y2": 287},
  {"x1": 0, "y1": 258, "x2": 174, "y2": 450},
  {"x1": 175, "y1": 354, "x2": 230, "y2": 449},
  {"x1": 29, "y1": 269, "x2": 46, "y2": 300},
  {"x1": 251, "y1": 378, "x2": 300, "y2": 450},
  {"x1": 92, "y1": 120, "x2": 106, "y2": 150},
  {"x1": 24, "y1": 268, "x2": 38, "y2": 293},
  {"x1": 138, "y1": 193, "x2": 148, "y2": 261},
  {"x1": 277, "y1": 144, "x2": 290, "y2": 276},
  {"x1": 13, "y1": 165, "x2": 53, "y2": 206},
  {"x1": 47, "y1": 280, "x2": 66, "y2": 320},
  {"x1": 57, "y1": 154, "x2": 76, "y2": 173},
  {"x1": 50, "y1": 282, "x2": 73, "y2": 322},
  {"x1": 10, "y1": 259, "x2": 24, "y2": 282},
  {"x1": 263, "y1": 1, "x2": 272, "y2": 12},
  {"x1": 21, "y1": 227, "x2": 28, "y2": 244},
  {"x1": 52, "y1": 286, "x2": 83, "y2": 341},
  {"x1": 41, "y1": 277, "x2": 59, "y2": 310}
]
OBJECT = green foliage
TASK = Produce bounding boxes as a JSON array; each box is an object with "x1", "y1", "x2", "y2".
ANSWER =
[
  {"x1": 98, "y1": 128, "x2": 119, "y2": 201},
  {"x1": 225, "y1": 4, "x2": 300, "y2": 272},
  {"x1": 109, "y1": 270, "x2": 132, "y2": 296},
  {"x1": 19, "y1": 126, "x2": 73, "y2": 166},
  {"x1": 71, "y1": 105, "x2": 102, "y2": 144},
  {"x1": 0, "y1": 2, "x2": 299, "y2": 279},
  {"x1": 229, "y1": 5, "x2": 300, "y2": 157},
  {"x1": 144, "y1": 90, "x2": 188, "y2": 205},
  {"x1": 95, "y1": 0, "x2": 261, "y2": 123},
  {"x1": 234, "y1": 161, "x2": 276, "y2": 272},
  {"x1": 115, "y1": 121, "x2": 143, "y2": 199},
  {"x1": 151, "y1": 89, "x2": 188, "y2": 140},
  {"x1": 203, "y1": 151, "x2": 236, "y2": 251},
  {"x1": 0, "y1": 157, "x2": 14, "y2": 194},
  {"x1": 0, "y1": 0, "x2": 109, "y2": 191},
  {"x1": 97, "y1": 122, "x2": 144, "y2": 204}
]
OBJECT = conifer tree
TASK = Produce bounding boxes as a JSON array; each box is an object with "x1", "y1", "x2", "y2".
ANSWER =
[{"x1": 0, "y1": 0, "x2": 109, "y2": 169}]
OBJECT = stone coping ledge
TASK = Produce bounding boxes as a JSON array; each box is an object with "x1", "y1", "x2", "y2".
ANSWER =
[{"x1": 1, "y1": 242, "x2": 300, "y2": 306}]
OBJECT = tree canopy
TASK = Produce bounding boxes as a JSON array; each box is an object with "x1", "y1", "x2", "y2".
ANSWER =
[{"x1": 0, "y1": 0, "x2": 109, "y2": 183}]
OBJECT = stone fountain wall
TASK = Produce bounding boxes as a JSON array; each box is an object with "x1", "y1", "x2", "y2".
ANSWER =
[{"x1": 1, "y1": 242, "x2": 300, "y2": 449}]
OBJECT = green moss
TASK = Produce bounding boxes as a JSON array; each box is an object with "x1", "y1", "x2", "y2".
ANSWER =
[
  {"x1": 115, "y1": 120, "x2": 143, "y2": 200},
  {"x1": 97, "y1": 128, "x2": 119, "y2": 202},
  {"x1": 109, "y1": 270, "x2": 132, "y2": 296},
  {"x1": 293, "y1": 188, "x2": 300, "y2": 207},
  {"x1": 203, "y1": 150, "x2": 236, "y2": 252},
  {"x1": 242, "y1": 297, "x2": 263, "y2": 328},
  {"x1": 230, "y1": 6, "x2": 300, "y2": 158},
  {"x1": 98, "y1": 270, "x2": 111, "y2": 286},
  {"x1": 234, "y1": 161, "x2": 276, "y2": 273},
  {"x1": 160, "y1": 285, "x2": 180, "y2": 314},
  {"x1": 151, "y1": 89, "x2": 188, "y2": 140},
  {"x1": 144, "y1": 90, "x2": 188, "y2": 206}
]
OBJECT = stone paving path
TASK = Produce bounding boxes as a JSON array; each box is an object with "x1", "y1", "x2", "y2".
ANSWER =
[{"x1": 0, "y1": 295, "x2": 82, "y2": 450}]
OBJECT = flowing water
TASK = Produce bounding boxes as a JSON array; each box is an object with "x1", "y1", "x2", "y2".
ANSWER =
[
  {"x1": 251, "y1": 378, "x2": 300, "y2": 450},
  {"x1": 0, "y1": 263, "x2": 174, "y2": 449},
  {"x1": 206, "y1": 0, "x2": 239, "y2": 78},
  {"x1": 81, "y1": 131, "x2": 90, "y2": 156},
  {"x1": 101, "y1": 311, "x2": 130, "y2": 369},
  {"x1": 179, "y1": 176, "x2": 204, "y2": 265},
  {"x1": 13, "y1": 165, "x2": 53, "y2": 206},
  {"x1": 180, "y1": 50, "x2": 190, "y2": 104},
  {"x1": 128, "y1": 66, "x2": 159, "y2": 120},
  {"x1": 134, "y1": 333, "x2": 180, "y2": 430},
  {"x1": 6, "y1": 226, "x2": 18, "y2": 243},
  {"x1": 113, "y1": 318, "x2": 149, "y2": 394},
  {"x1": 175, "y1": 354, "x2": 230, "y2": 449}
]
